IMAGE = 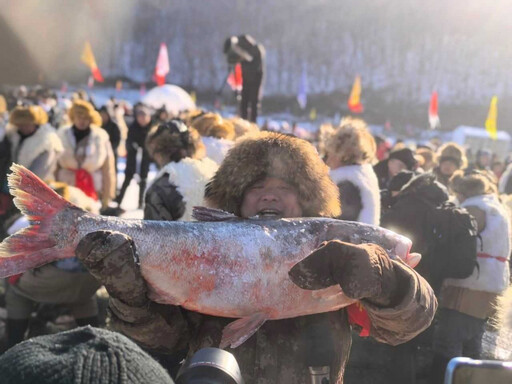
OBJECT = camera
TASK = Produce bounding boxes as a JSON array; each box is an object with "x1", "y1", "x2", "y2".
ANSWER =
[{"x1": 175, "y1": 347, "x2": 244, "y2": 384}]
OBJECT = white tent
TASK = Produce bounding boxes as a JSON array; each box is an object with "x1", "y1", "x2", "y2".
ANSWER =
[
  {"x1": 141, "y1": 84, "x2": 196, "y2": 116},
  {"x1": 449, "y1": 126, "x2": 511, "y2": 159}
]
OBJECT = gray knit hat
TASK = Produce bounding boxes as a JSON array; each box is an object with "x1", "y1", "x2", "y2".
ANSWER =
[{"x1": 0, "y1": 326, "x2": 174, "y2": 384}]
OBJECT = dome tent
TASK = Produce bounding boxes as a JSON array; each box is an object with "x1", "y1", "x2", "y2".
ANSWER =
[{"x1": 141, "y1": 84, "x2": 196, "y2": 116}]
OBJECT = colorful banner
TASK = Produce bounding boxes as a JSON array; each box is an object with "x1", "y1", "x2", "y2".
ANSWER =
[
  {"x1": 81, "y1": 41, "x2": 104, "y2": 82},
  {"x1": 348, "y1": 75, "x2": 363, "y2": 113},
  {"x1": 485, "y1": 96, "x2": 498, "y2": 140}
]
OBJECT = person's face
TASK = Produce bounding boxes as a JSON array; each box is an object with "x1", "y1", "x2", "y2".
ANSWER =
[
  {"x1": 240, "y1": 177, "x2": 303, "y2": 218},
  {"x1": 388, "y1": 158, "x2": 407, "y2": 177},
  {"x1": 100, "y1": 111, "x2": 109, "y2": 125},
  {"x1": 74, "y1": 115, "x2": 91, "y2": 130},
  {"x1": 136, "y1": 112, "x2": 151, "y2": 126},
  {"x1": 439, "y1": 160, "x2": 458, "y2": 177},
  {"x1": 16, "y1": 123, "x2": 37, "y2": 136},
  {"x1": 478, "y1": 154, "x2": 491, "y2": 167}
]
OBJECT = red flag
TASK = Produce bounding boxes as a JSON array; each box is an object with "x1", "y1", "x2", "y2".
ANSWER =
[
  {"x1": 227, "y1": 63, "x2": 243, "y2": 91},
  {"x1": 348, "y1": 75, "x2": 363, "y2": 113},
  {"x1": 153, "y1": 43, "x2": 170, "y2": 86},
  {"x1": 428, "y1": 91, "x2": 440, "y2": 129}
]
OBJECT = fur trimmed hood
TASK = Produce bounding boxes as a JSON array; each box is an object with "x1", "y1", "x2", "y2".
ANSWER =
[
  {"x1": 450, "y1": 170, "x2": 497, "y2": 198},
  {"x1": 400, "y1": 173, "x2": 449, "y2": 205},
  {"x1": 205, "y1": 132, "x2": 341, "y2": 217}
]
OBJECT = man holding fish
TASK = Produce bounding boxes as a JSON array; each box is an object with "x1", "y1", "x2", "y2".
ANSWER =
[{"x1": 70, "y1": 132, "x2": 436, "y2": 383}]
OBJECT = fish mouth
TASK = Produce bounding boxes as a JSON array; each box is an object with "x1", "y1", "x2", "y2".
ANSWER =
[{"x1": 256, "y1": 209, "x2": 283, "y2": 218}]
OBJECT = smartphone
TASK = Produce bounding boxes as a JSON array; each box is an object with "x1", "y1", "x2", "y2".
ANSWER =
[{"x1": 445, "y1": 357, "x2": 512, "y2": 384}]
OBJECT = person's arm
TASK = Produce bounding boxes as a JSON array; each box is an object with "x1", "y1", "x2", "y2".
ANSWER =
[
  {"x1": 75, "y1": 231, "x2": 190, "y2": 352},
  {"x1": 100, "y1": 143, "x2": 116, "y2": 208},
  {"x1": 110, "y1": 122, "x2": 121, "y2": 151},
  {"x1": 289, "y1": 241, "x2": 437, "y2": 346},
  {"x1": 144, "y1": 178, "x2": 186, "y2": 221}
]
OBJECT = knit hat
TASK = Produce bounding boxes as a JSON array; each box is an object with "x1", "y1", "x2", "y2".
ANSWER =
[
  {"x1": 388, "y1": 148, "x2": 417, "y2": 170},
  {"x1": 69, "y1": 100, "x2": 102, "y2": 127},
  {"x1": 205, "y1": 131, "x2": 341, "y2": 217},
  {"x1": 9, "y1": 105, "x2": 48, "y2": 126},
  {"x1": 0, "y1": 326, "x2": 174, "y2": 384}
]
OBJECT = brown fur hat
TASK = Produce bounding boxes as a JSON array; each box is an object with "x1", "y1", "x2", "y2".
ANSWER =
[
  {"x1": 323, "y1": 117, "x2": 376, "y2": 165},
  {"x1": 228, "y1": 116, "x2": 260, "y2": 138},
  {"x1": 191, "y1": 112, "x2": 235, "y2": 140},
  {"x1": 146, "y1": 121, "x2": 205, "y2": 166},
  {"x1": 9, "y1": 105, "x2": 48, "y2": 126},
  {"x1": 68, "y1": 100, "x2": 102, "y2": 127},
  {"x1": 416, "y1": 147, "x2": 437, "y2": 171},
  {"x1": 205, "y1": 132, "x2": 341, "y2": 217},
  {"x1": 437, "y1": 142, "x2": 467, "y2": 169},
  {"x1": 450, "y1": 169, "x2": 498, "y2": 198}
]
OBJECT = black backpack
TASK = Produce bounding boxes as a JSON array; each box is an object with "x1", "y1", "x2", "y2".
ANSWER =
[{"x1": 422, "y1": 199, "x2": 479, "y2": 282}]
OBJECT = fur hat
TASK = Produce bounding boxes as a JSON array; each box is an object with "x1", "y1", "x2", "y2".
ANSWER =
[
  {"x1": 191, "y1": 113, "x2": 235, "y2": 140},
  {"x1": 9, "y1": 105, "x2": 48, "y2": 126},
  {"x1": 228, "y1": 116, "x2": 260, "y2": 138},
  {"x1": 450, "y1": 169, "x2": 497, "y2": 198},
  {"x1": 68, "y1": 100, "x2": 102, "y2": 127},
  {"x1": 416, "y1": 147, "x2": 437, "y2": 170},
  {"x1": 146, "y1": 120, "x2": 206, "y2": 166},
  {"x1": 323, "y1": 117, "x2": 376, "y2": 165},
  {"x1": 205, "y1": 132, "x2": 341, "y2": 217},
  {"x1": 437, "y1": 142, "x2": 467, "y2": 169}
]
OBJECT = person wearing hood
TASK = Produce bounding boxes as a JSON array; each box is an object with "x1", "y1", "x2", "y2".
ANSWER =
[
  {"x1": 74, "y1": 132, "x2": 436, "y2": 384},
  {"x1": 323, "y1": 117, "x2": 380, "y2": 225},
  {"x1": 430, "y1": 169, "x2": 511, "y2": 383},
  {"x1": 190, "y1": 112, "x2": 235, "y2": 165},
  {"x1": 56, "y1": 100, "x2": 116, "y2": 211},
  {"x1": 373, "y1": 147, "x2": 417, "y2": 190},
  {"x1": 116, "y1": 103, "x2": 154, "y2": 209},
  {"x1": 468, "y1": 149, "x2": 492, "y2": 172},
  {"x1": 433, "y1": 142, "x2": 468, "y2": 188},
  {"x1": 144, "y1": 120, "x2": 218, "y2": 221}
]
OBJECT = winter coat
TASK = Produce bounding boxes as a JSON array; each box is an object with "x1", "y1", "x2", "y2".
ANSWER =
[
  {"x1": 144, "y1": 157, "x2": 218, "y2": 221},
  {"x1": 432, "y1": 166, "x2": 451, "y2": 188},
  {"x1": 56, "y1": 125, "x2": 116, "y2": 203},
  {"x1": 329, "y1": 164, "x2": 380, "y2": 225},
  {"x1": 102, "y1": 119, "x2": 121, "y2": 155},
  {"x1": 201, "y1": 136, "x2": 234, "y2": 165},
  {"x1": 112, "y1": 259, "x2": 436, "y2": 384},
  {"x1": 6, "y1": 124, "x2": 63, "y2": 181},
  {"x1": 498, "y1": 163, "x2": 512, "y2": 194},
  {"x1": 445, "y1": 194, "x2": 511, "y2": 294},
  {"x1": 373, "y1": 159, "x2": 390, "y2": 190},
  {"x1": 381, "y1": 174, "x2": 451, "y2": 292}
]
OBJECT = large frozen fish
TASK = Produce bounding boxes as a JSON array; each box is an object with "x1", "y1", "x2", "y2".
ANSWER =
[{"x1": 0, "y1": 164, "x2": 418, "y2": 347}]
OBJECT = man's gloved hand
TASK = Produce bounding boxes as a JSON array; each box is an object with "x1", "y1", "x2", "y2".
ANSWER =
[
  {"x1": 289, "y1": 240, "x2": 406, "y2": 307},
  {"x1": 75, "y1": 230, "x2": 147, "y2": 307},
  {"x1": 75, "y1": 231, "x2": 185, "y2": 351}
]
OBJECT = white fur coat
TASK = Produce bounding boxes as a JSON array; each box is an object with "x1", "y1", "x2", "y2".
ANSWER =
[{"x1": 329, "y1": 164, "x2": 381, "y2": 225}]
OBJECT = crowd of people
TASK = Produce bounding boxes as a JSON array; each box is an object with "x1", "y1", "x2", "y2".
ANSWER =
[{"x1": 0, "y1": 86, "x2": 510, "y2": 384}]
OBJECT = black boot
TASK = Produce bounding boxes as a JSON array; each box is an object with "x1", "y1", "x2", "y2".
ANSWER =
[{"x1": 6, "y1": 318, "x2": 29, "y2": 349}]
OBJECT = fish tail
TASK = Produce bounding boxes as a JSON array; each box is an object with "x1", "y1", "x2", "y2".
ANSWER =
[{"x1": 0, "y1": 164, "x2": 80, "y2": 278}]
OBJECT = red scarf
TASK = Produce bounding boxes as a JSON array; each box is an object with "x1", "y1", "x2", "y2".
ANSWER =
[{"x1": 75, "y1": 169, "x2": 98, "y2": 200}]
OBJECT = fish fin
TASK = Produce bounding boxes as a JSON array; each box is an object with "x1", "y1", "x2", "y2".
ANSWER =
[
  {"x1": 192, "y1": 206, "x2": 238, "y2": 222},
  {"x1": 0, "y1": 164, "x2": 80, "y2": 278},
  {"x1": 220, "y1": 312, "x2": 268, "y2": 349}
]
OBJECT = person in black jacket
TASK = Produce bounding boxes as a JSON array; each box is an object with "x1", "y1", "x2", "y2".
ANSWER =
[
  {"x1": 373, "y1": 147, "x2": 417, "y2": 190},
  {"x1": 115, "y1": 104, "x2": 153, "y2": 209},
  {"x1": 98, "y1": 106, "x2": 121, "y2": 173},
  {"x1": 224, "y1": 35, "x2": 265, "y2": 122}
]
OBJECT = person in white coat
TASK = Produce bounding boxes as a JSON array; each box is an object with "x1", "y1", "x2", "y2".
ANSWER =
[{"x1": 323, "y1": 117, "x2": 380, "y2": 225}]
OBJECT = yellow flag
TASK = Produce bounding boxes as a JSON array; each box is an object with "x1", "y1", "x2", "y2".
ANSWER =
[
  {"x1": 190, "y1": 91, "x2": 197, "y2": 103},
  {"x1": 81, "y1": 41, "x2": 98, "y2": 70},
  {"x1": 309, "y1": 108, "x2": 317, "y2": 121},
  {"x1": 485, "y1": 96, "x2": 498, "y2": 140},
  {"x1": 348, "y1": 75, "x2": 363, "y2": 113}
]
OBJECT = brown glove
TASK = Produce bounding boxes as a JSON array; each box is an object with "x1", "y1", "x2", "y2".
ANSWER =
[
  {"x1": 75, "y1": 231, "x2": 186, "y2": 351},
  {"x1": 289, "y1": 240, "x2": 405, "y2": 307}
]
